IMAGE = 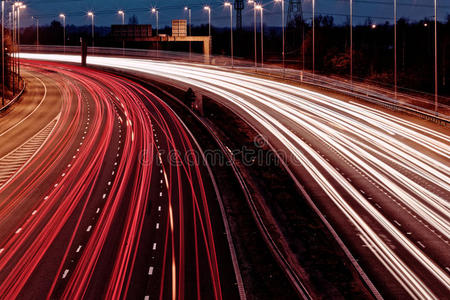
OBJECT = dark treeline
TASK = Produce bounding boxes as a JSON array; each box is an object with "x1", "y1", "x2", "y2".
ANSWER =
[{"x1": 20, "y1": 15, "x2": 449, "y2": 96}]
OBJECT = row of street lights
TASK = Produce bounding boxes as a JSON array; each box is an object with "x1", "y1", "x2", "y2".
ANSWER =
[
  {"x1": 1, "y1": 1, "x2": 26, "y2": 106},
  {"x1": 2, "y1": 1, "x2": 441, "y2": 111}
]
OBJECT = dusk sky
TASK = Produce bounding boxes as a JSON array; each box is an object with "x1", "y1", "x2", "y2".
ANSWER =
[{"x1": 20, "y1": 0, "x2": 450, "y2": 28}]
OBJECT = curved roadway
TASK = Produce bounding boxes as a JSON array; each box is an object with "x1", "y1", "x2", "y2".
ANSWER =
[
  {"x1": 0, "y1": 61, "x2": 239, "y2": 299},
  {"x1": 19, "y1": 53, "x2": 450, "y2": 299}
]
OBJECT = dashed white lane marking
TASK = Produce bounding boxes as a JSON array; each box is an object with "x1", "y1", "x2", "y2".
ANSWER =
[
  {"x1": 144, "y1": 296, "x2": 150, "y2": 300},
  {"x1": 158, "y1": 206, "x2": 161, "y2": 212},
  {"x1": 0, "y1": 248, "x2": 4, "y2": 254},
  {"x1": 417, "y1": 241, "x2": 426, "y2": 249},
  {"x1": 96, "y1": 208, "x2": 101, "y2": 214},
  {"x1": 76, "y1": 245, "x2": 82, "y2": 253},
  {"x1": 148, "y1": 266, "x2": 154, "y2": 275},
  {"x1": 156, "y1": 223, "x2": 159, "y2": 229},
  {"x1": 393, "y1": 220, "x2": 402, "y2": 227},
  {"x1": 86, "y1": 225, "x2": 92, "y2": 232},
  {"x1": 152, "y1": 243, "x2": 157, "y2": 250},
  {"x1": 32, "y1": 210, "x2": 38, "y2": 215},
  {"x1": 159, "y1": 192, "x2": 163, "y2": 197},
  {"x1": 62, "y1": 269, "x2": 69, "y2": 279},
  {"x1": 15, "y1": 228, "x2": 22, "y2": 234},
  {"x1": 103, "y1": 194, "x2": 107, "y2": 199}
]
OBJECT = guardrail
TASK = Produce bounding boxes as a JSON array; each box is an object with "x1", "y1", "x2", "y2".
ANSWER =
[
  {"x1": 20, "y1": 44, "x2": 449, "y2": 124},
  {"x1": 0, "y1": 80, "x2": 26, "y2": 113}
]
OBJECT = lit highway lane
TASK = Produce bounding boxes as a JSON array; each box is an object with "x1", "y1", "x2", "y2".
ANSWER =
[
  {"x1": 20, "y1": 54, "x2": 450, "y2": 298},
  {"x1": 0, "y1": 61, "x2": 238, "y2": 299}
]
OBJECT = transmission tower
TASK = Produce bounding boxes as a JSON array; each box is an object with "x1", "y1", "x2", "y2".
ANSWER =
[
  {"x1": 234, "y1": 0, "x2": 244, "y2": 30},
  {"x1": 287, "y1": 0, "x2": 303, "y2": 26}
]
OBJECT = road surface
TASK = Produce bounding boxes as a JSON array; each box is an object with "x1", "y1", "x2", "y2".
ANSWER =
[
  {"x1": 0, "y1": 61, "x2": 240, "y2": 299},
  {"x1": 19, "y1": 53, "x2": 450, "y2": 299}
]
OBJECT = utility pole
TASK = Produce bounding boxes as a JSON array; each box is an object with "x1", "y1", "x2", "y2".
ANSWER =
[{"x1": 350, "y1": 0, "x2": 352, "y2": 86}]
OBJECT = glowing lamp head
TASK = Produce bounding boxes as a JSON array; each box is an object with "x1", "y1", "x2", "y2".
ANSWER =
[
  {"x1": 204, "y1": 6, "x2": 210, "y2": 11},
  {"x1": 371, "y1": 24, "x2": 376, "y2": 29},
  {"x1": 59, "y1": 14, "x2": 65, "y2": 18},
  {"x1": 224, "y1": 2, "x2": 231, "y2": 7},
  {"x1": 88, "y1": 12, "x2": 94, "y2": 17}
]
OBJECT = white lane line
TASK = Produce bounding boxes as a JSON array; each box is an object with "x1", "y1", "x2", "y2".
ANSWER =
[
  {"x1": 0, "y1": 248, "x2": 4, "y2": 254},
  {"x1": 76, "y1": 245, "x2": 82, "y2": 253},
  {"x1": 62, "y1": 269, "x2": 69, "y2": 279},
  {"x1": 152, "y1": 243, "x2": 157, "y2": 250},
  {"x1": 0, "y1": 74, "x2": 48, "y2": 137},
  {"x1": 156, "y1": 223, "x2": 159, "y2": 229},
  {"x1": 417, "y1": 241, "x2": 426, "y2": 249},
  {"x1": 86, "y1": 225, "x2": 92, "y2": 232},
  {"x1": 144, "y1": 296, "x2": 150, "y2": 300},
  {"x1": 148, "y1": 266, "x2": 154, "y2": 275},
  {"x1": 158, "y1": 206, "x2": 161, "y2": 212},
  {"x1": 394, "y1": 220, "x2": 402, "y2": 227},
  {"x1": 103, "y1": 194, "x2": 107, "y2": 199},
  {"x1": 32, "y1": 210, "x2": 38, "y2": 215},
  {"x1": 15, "y1": 228, "x2": 22, "y2": 234},
  {"x1": 96, "y1": 208, "x2": 101, "y2": 214},
  {"x1": 159, "y1": 192, "x2": 163, "y2": 197}
]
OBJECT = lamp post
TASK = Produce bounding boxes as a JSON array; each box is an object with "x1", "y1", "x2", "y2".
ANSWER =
[
  {"x1": 256, "y1": 4, "x2": 263, "y2": 68},
  {"x1": 11, "y1": 4, "x2": 15, "y2": 94},
  {"x1": 248, "y1": 0, "x2": 257, "y2": 69},
  {"x1": 151, "y1": 8, "x2": 158, "y2": 56},
  {"x1": 204, "y1": 6, "x2": 211, "y2": 37},
  {"x1": 434, "y1": 0, "x2": 438, "y2": 112},
  {"x1": 394, "y1": 0, "x2": 397, "y2": 100},
  {"x1": 224, "y1": 2, "x2": 234, "y2": 67},
  {"x1": 184, "y1": 6, "x2": 191, "y2": 60},
  {"x1": 350, "y1": 0, "x2": 352, "y2": 86},
  {"x1": 312, "y1": 0, "x2": 315, "y2": 76},
  {"x1": 32, "y1": 16, "x2": 38, "y2": 47},
  {"x1": 17, "y1": 3, "x2": 25, "y2": 88},
  {"x1": 59, "y1": 14, "x2": 66, "y2": 54},
  {"x1": 275, "y1": 0, "x2": 285, "y2": 77},
  {"x1": 88, "y1": 11, "x2": 94, "y2": 49},
  {"x1": 118, "y1": 10, "x2": 125, "y2": 55}
]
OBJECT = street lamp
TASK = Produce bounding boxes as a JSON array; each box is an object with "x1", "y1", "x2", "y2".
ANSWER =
[
  {"x1": 32, "y1": 16, "x2": 39, "y2": 47},
  {"x1": 224, "y1": 2, "x2": 234, "y2": 67},
  {"x1": 184, "y1": 6, "x2": 191, "y2": 60},
  {"x1": 17, "y1": 3, "x2": 25, "y2": 88},
  {"x1": 118, "y1": 10, "x2": 125, "y2": 55},
  {"x1": 256, "y1": 4, "x2": 263, "y2": 68},
  {"x1": 248, "y1": 0, "x2": 257, "y2": 69},
  {"x1": 312, "y1": 0, "x2": 315, "y2": 76},
  {"x1": 151, "y1": 8, "x2": 159, "y2": 56},
  {"x1": 204, "y1": 6, "x2": 211, "y2": 37},
  {"x1": 59, "y1": 14, "x2": 66, "y2": 54},
  {"x1": 275, "y1": 0, "x2": 285, "y2": 77},
  {"x1": 350, "y1": 0, "x2": 353, "y2": 86},
  {"x1": 394, "y1": 0, "x2": 397, "y2": 100},
  {"x1": 88, "y1": 11, "x2": 94, "y2": 48},
  {"x1": 434, "y1": 0, "x2": 438, "y2": 112}
]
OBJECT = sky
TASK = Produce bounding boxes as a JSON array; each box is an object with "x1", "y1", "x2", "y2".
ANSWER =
[{"x1": 18, "y1": 0, "x2": 450, "y2": 28}]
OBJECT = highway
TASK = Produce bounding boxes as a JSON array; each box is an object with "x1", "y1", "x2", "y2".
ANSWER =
[
  {"x1": 0, "y1": 60, "x2": 240, "y2": 299},
  {"x1": 19, "y1": 53, "x2": 450, "y2": 299}
]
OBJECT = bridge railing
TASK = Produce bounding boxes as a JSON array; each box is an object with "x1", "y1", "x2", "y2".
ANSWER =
[{"x1": 20, "y1": 44, "x2": 449, "y2": 123}]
